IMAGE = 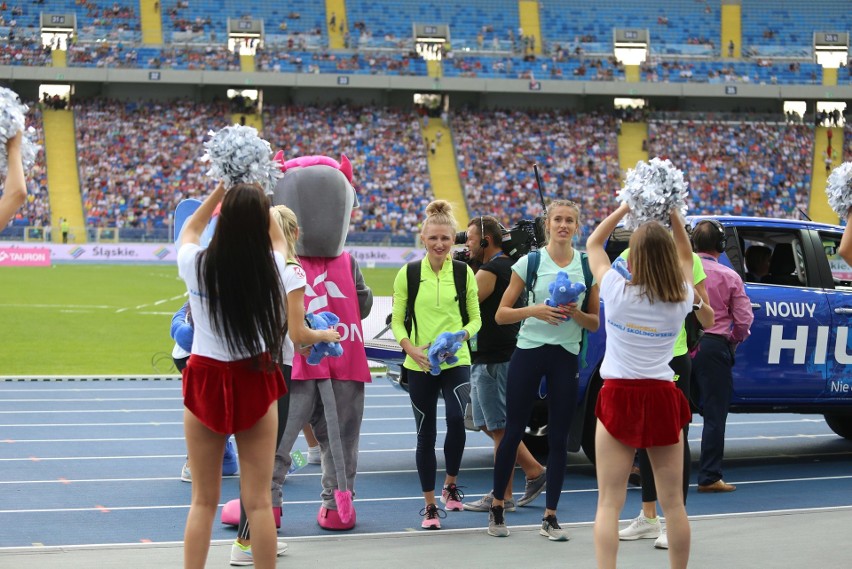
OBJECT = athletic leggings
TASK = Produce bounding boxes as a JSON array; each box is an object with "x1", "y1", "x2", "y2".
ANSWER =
[
  {"x1": 237, "y1": 363, "x2": 291, "y2": 540},
  {"x1": 493, "y1": 344, "x2": 579, "y2": 511},
  {"x1": 638, "y1": 353, "x2": 691, "y2": 504},
  {"x1": 407, "y1": 365, "x2": 470, "y2": 493}
]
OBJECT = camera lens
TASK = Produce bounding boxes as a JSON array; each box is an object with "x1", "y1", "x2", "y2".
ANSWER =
[{"x1": 455, "y1": 231, "x2": 467, "y2": 245}]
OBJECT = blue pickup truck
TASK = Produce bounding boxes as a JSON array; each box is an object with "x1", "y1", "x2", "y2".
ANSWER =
[{"x1": 366, "y1": 215, "x2": 852, "y2": 463}]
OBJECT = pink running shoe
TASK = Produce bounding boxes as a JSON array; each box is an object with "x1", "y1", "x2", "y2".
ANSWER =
[
  {"x1": 420, "y1": 503, "x2": 446, "y2": 530},
  {"x1": 440, "y1": 483, "x2": 465, "y2": 511}
]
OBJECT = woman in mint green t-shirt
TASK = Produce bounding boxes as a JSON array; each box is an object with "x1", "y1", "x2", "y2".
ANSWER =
[{"x1": 486, "y1": 200, "x2": 600, "y2": 540}]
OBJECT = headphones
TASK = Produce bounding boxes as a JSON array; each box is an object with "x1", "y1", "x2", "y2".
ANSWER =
[
  {"x1": 479, "y1": 216, "x2": 489, "y2": 249},
  {"x1": 696, "y1": 219, "x2": 727, "y2": 253}
]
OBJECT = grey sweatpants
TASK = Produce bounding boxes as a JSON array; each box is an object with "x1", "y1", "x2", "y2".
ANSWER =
[{"x1": 272, "y1": 379, "x2": 365, "y2": 509}]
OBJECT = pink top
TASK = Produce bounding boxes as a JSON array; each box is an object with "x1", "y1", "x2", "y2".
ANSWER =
[{"x1": 697, "y1": 254, "x2": 754, "y2": 344}]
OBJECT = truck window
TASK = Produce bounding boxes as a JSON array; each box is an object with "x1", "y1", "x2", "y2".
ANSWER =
[
  {"x1": 819, "y1": 232, "x2": 852, "y2": 289},
  {"x1": 738, "y1": 229, "x2": 812, "y2": 287}
]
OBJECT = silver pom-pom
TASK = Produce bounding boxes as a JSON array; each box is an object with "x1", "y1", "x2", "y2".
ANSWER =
[
  {"x1": 20, "y1": 126, "x2": 39, "y2": 171},
  {"x1": 618, "y1": 157, "x2": 688, "y2": 230},
  {"x1": 201, "y1": 124, "x2": 282, "y2": 194},
  {"x1": 0, "y1": 86, "x2": 30, "y2": 175},
  {"x1": 826, "y1": 161, "x2": 852, "y2": 217}
]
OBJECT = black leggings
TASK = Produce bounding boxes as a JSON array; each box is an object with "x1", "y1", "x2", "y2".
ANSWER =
[
  {"x1": 638, "y1": 353, "x2": 691, "y2": 504},
  {"x1": 493, "y1": 344, "x2": 578, "y2": 511},
  {"x1": 237, "y1": 364, "x2": 291, "y2": 540},
  {"x1": 407, "y1": 365, "x2": 470, "y2": 492}
]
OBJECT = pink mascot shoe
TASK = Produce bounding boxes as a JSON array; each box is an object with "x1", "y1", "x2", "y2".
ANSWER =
[
  {"x1": 317, "y1": 499, "x2": 356, "y2": 531},
  {"x1": 221, "y1": 499, "x2": 282, "y2": 529}
]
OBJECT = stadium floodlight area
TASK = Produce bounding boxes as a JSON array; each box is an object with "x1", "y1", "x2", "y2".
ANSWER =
[
  {"x1": 613, "y1": 28, "x2": 649, "y2": 66},
  {"x1": 813, "y1": 32, "x2": 849, "y2": 69},
  {"x1": 40, "y1": 12, "x2": 75, "y2": 51},
  {"x1": 228, "y1": 17, "x2": 264, "y2": 56},
  {"x1": 414, "y1": 23, "x2": 450, "y2": 61}
]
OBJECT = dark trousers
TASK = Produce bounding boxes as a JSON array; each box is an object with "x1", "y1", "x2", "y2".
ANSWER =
[
  {"x1": 238, "y1": 364, "x2": 291, "y2": 539},
  {"x1": 692, "y1": 336, "x2": 734, "y2": 486},
  {"x1": 638, "y1": 353, "x2": 691, "y2": 504},
  {"x1": 407, "y1": 365, "x2": 470, "y2": 492},
  {"x1": 493, "y1": 344, "x2": 578, "y2": 511}
]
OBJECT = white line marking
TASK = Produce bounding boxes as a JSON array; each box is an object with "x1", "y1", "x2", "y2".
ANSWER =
[
  {"x1": 2, "y1": 481, "x2": 851, "y2": 515},
  {"x1": 0, "y1": 304, "x2": 115, "y2": 309},
  {"x1": 0, "y1": 398, "x2": 183, "y2": 402},
  {"x1": 0, "y1": 405, "x2": 416, "y2": 414},
  {"x1": 0, "y1": 417, "x2": 420, "y2": 427},
  {"x1": 3, "y1": 505, "x2": 852, "y2": 552}
]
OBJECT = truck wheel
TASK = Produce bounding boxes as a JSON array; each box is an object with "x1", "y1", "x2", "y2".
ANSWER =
[
  {"x1": 824, "y1": 414, "x2": 852, "y2": 439},
  {"x1": 580, "y1": 375, "x2": 604, "y2": 466}
]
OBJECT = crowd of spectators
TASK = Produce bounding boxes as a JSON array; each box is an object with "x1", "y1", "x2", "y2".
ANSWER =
[
  {"x1": 255, "y1": 47, "x2": 421, "y2": 75},
  {"x1": 74, "y1": 98, "x2": 230, "y2": 231},
  {"x1": 452, "y1": 109, "x2": 622, "y2": 234},
  {"x1": 263, "y1": 103, "x2": 433, "y2": 234},
  {"x1": 647, "y1": 120, "x2": 813, "y2": 218}
]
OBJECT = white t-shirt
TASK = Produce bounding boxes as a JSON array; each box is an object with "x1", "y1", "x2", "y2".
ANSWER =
[
  {"x1": 279, "y1": 261, "x2": 308, "y2": 366},
  {"x1": 599, "y1": 269, "x2": 692, "y2": 381},
  {"x1": 177, "y1": 242, "x2": 287, "y2": 361}
]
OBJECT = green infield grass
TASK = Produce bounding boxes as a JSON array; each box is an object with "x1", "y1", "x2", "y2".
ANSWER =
[{"x1": 0, "y1": 265, "x2": 399, "y2": 375}]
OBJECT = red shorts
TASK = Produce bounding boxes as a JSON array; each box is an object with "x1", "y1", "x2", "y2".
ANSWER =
[
  {"x1": 182, "y1": 353, "x2": 287, "y2": 435},
  {"x1": 595, "y1": 379, "x2": 691, "y2": 448}
]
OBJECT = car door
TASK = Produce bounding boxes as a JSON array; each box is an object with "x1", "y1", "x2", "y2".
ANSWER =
[
  {"x1": 813, "y1": 229, "x2": 852, "y2": 399},
  {"x1": 729, "y1": 226, "x2": 830, "y2": 400}
]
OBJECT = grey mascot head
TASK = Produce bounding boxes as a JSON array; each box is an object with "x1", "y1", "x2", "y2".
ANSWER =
[{"x1": 271, "y1": 154, "x2": 358, "y2": 257}]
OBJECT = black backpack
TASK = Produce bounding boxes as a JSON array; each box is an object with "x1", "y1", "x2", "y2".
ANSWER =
[
  {"x1": 524, "y1": 249, "x2": 594, "y2": 366},
  {"x1": 404, "y1": 259, "x2": 470, "y2": 340}
]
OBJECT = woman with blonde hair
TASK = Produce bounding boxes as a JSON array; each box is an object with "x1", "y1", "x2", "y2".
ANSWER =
[
  {"x1": 586, "y1": 201, "x2": 697, "y2": 569},
  {"x1": 391, "y1": 199, "x2": 481, "y2": 529},
  {"x1": 486, "y1": 199, "x2": 600, "y2": 540}
]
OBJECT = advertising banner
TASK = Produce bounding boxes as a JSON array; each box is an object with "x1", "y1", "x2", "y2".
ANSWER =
[
  {"x1": 0, "y1": 243, "x2": 425, "y2": 267},
  {"x1": 0, "y1": 246, "x2": 51, "y2": 267}
]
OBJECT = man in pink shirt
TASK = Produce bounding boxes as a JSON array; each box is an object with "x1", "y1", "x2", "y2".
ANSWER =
[{"x1": 691, "y1": 220, "x2": 754, "y2": 493}]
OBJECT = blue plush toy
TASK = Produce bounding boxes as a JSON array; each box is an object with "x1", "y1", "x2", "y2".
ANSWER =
[
  {"x1": 426, "y1": 331, "x2": 466, "y2": 376},
  {"x1": 612, "y1": 257, "x2": 632, "y2": 281},
  {"x1": 305, "y1": 311, "x2": 343, "y2": 365},
  {"x1": 545, "y1": 271, "x2": 586, "y2": 310}
]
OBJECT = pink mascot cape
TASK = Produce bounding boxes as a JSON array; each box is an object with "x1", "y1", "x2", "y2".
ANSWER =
[{"x1": 272, "y1": 152, "x2": 373, "y2": 530}]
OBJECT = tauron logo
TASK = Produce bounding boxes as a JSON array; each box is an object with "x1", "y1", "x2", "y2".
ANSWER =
[{"x1": 304, "y1": 271, "x2": 348, "y2": 314}]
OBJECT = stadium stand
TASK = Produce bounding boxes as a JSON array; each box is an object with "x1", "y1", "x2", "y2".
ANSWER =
[
  {"x1": 263, "y1": 103, "x2": 433, "y2": 239},
  {"x1": 74, "y1": 98, "x2": 229, "y2": 240},
  {"x1": 540, "y1": 0, "x2": 719, "y2": 56},
  {"x1": 741, "y1": 0, "x2": 852, "y2": 57},
  {"x1": 452, "y1": 110, "x2": 622, "y2": 233},
  {"x1": 647, "y1": 119, "x2": 813, "y2": 218}
]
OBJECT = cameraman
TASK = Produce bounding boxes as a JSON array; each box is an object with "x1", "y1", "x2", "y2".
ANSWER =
[{"x1": 462, "y1": 216, "x2": 547, "y2": 514}]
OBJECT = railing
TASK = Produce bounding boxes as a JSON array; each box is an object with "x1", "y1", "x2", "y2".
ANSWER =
[
  {"x1": 0, "y1": 226, "x2": 418, "y2": 246},
  {"x1": 744, "y1": 45, "x2": 813, "y2": 59}
]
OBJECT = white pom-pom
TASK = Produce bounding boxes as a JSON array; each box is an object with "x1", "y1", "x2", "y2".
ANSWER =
[
  {"x1": 201, "y1": 124, "x2": 282, "y2": 194},
  {"x1": 618, "y1": 157, "x2": 688, "y2": 230},
  {"x1": 0, "y1": 86, "x2": 31, "y2": 175},
  {"x1": 826, "y1": 162, "x2": 852, "y2": 217}
]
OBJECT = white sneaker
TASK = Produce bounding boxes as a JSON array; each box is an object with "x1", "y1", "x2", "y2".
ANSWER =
[
  {"x1": 180, "y1": 462, "x2": 191, "y2": 483},
  {"x1": 654, "y1": 527, "x2": 668, "y2": 549},
  {"x1": 618, "y1": 511, "x2": 661, "y2": 540},
  {"x1": 307, "y1": 445, "x2": 321, "y2": 465},
  {"x1": 229, "y1": 540, "x2": 288, "y2": 566}
]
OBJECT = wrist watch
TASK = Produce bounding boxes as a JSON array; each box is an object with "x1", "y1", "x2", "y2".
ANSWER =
[{"x1": 692, "y1": 297, "x2": 704, "y2": 311}]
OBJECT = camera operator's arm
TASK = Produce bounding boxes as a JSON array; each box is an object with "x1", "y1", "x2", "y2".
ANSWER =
[
  {"x1": 495, "y1": 272, "x2": 568, "y2": 326},
  {"x1": 475, "y1": 267, "x2": 497, "y2": 303}
]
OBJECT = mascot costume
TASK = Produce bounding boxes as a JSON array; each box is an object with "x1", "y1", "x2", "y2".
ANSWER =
[{"x1": 271, "y1": 153, "x2": 373, "y2": 530}]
